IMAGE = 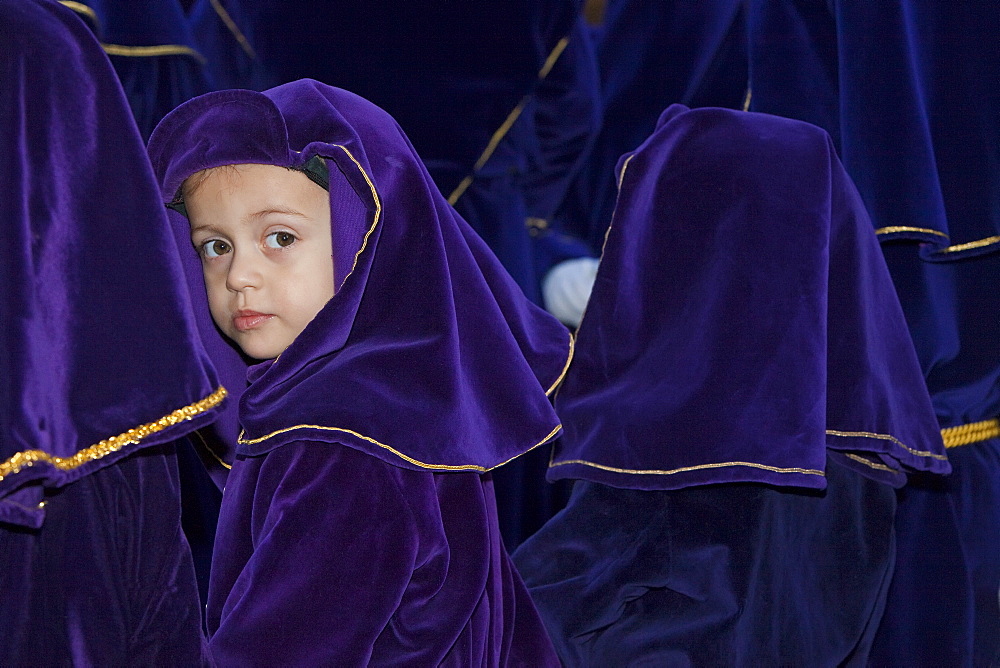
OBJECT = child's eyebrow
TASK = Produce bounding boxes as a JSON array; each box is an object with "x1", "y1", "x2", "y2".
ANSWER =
[{"x1": 246, "y1": 207, "x2": 309, "y2": 222}]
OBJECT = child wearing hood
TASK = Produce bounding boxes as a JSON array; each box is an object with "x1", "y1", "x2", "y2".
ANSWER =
[{"x1": 148, "y1": 80, "x2": 568, "y2": 666}]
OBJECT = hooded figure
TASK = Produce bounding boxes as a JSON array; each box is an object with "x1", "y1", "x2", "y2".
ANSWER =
[
  {"x1": 0, "y1": 0, "x2": 225, "y2": 663},
  {"x1": 746, "y1": 2, "x2": 1000, "y2": 661},
  {"x1": 147, "y1": 79, "x2": 570, "y2": 665},
  {"x1": 513, "y1": 105, "x2": 949, "y2": 665}
]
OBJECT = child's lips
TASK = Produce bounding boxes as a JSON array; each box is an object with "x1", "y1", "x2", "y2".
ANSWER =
[{"x1": 233, "y1": 310, "x2": 274, "y2": 331}]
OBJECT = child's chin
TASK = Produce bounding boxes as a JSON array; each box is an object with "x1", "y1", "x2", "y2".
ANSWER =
[{"x1": 237, "y1": 338, "x2": 282, "y2": 362}]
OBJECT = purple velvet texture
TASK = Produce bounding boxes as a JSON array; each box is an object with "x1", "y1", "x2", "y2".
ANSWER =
[
  {"x1": 548, "y1": 105, "x2": 949, "y2": 490},
  {"x1": 0, "y1": 0, "x2": 223, "y2": 528},
  {"x1": 146, "y1": 80, "x2": 569, "y2": 662},
  {"x1": 147, "y1": 80, "x2": 572, "y2": 473},
  {"x1": 208, "y1": 443, "x2": 558, "y2": 665}
]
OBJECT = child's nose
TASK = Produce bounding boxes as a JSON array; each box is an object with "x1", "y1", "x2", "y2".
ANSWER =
[{"x1": 226, "y1": 248, "x2": 263, "y2": 292}]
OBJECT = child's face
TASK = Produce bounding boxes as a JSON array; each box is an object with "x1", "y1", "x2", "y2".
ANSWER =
[{"x1": 185, "y1": 163, "x2": 335, "y2": 360}]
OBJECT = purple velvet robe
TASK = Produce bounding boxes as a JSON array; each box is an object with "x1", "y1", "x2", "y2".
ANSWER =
[
  {"x1": 147, "y1": 80, "x2": 568, "y2": 664},
  {"x1": 1, "y1": 0, "x2": 224, "y2": 663},
  {"x1": 746, "y1": 3, "x2": 1000, "y2": 660},
  {"x1": 514, "y1": 105, "x2": 948, "y2": 664},
  {"x1": 548, "y1": 104, "x2": 949, "y2": 490}
]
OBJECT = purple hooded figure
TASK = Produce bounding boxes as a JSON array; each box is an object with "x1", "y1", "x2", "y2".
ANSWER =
[
  {"x1": 512, "y1": 105, "x2": 950, "y2": 664},
  {"x1": 147, "y1": 79, "x2": 570, "y2": 665},
  {"x1": 0, "y1": 0, "x2": 225, "y2": 664}
]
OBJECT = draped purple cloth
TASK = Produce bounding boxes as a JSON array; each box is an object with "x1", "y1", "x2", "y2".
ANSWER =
[
  {"x1": 746, "y1": 2, "x2": 1000, "y2": 661},
  {"x1": 148, "y1": 80, "x2": 572, "y2": 472},
  {"x1": 62, "y1": 0, "x2": 211, "y2": 139},
  {"x1": 147, "y1": 80, "x2": 568, "y2": 662},
  {"x1": 548, "y1": 104, "x2": 949, "y2": 490},
  {"x1": 209, "y1": 442, "x2": 557, "y2": 666},
  {"x1": 0, "y1": 0, "x2": 223, "y2": 528},
  {"x1": 1, "y1": 1, "x2": 223, "y2": 663}
]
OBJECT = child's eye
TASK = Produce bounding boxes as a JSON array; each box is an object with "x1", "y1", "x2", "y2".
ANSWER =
[
  {"x1": 265, "y1": 231, "x2": 297, "y2": 249},
  {"x1": 201, "y1": 239, "x2": 232, "y2": 258}
]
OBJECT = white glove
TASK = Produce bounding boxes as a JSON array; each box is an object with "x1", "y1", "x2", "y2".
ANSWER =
[{"x1": 542, "y1": 256, "x2": 600, "y2": 328}]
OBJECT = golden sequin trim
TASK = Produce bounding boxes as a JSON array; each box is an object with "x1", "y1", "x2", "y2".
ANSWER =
[
  {"x1": 209, "y1": 0, "x2": 256, "y2": 59},
  {"x1": 825, "y1": 429, "x2": 948, "y2": 460},
  {"x1": 238, "y1": 422, "x2": 562, "y2": 472},
  {"x1": 548, "y1": 457, "x2": 825, "y2": 478},
  {"x1": 0, "y1": 386, "x2": 227, "y2": 483},
  {"x1": 101, "y1": 43, "x2": 207, "y2": 64},
  {"x1": 941, "y1": 418, "x2": 1000, "y2": 449},
  {"x1": 448, "y1": 36, "x2": 572, "y2": 205}
]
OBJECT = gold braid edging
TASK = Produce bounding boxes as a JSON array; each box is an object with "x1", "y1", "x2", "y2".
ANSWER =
[
  {"x1": 0, "y1": 386, "x2": 227, "y2": 482},
  {"x1": 941, "y1": 418, "x2": 1000, "y2": 449}
]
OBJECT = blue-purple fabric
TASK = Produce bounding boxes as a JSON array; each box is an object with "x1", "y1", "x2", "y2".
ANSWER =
[
  {"x1": 147, "y1": 80, "x2": 572, "y2": 471},
  {"x1": 64, "y1": 0, "x2": 211, "y2": 139},
  {"x1": 746, "y1": 3, "x2": 1000, "y2": 661},
  {"x1": 548, "y1": 105, "x2": 949, "y2": 490},
  {"x1": 557, "y1": 0, "x2": 748, "y2": 254},
  {"x1": 514, "y1": 452, "x2": 897, "y2": 665},
  {"x1": 226, "y1": 1, "x2": 581, "y2": 193},
  {"x1": 0, "y1": 0, "x2": 224, "y2": 529},
  {"x1": 1, "y1": 1, "x2": 220, "y2": 663},
  {"x1": 2, "y1": 441, "x2": 209, "y2": 665}
]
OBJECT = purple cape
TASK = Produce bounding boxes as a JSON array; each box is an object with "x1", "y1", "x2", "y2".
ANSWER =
[
  {"x1": 147, "y1": 79, "x2": 572, "y2": 473},
  {"x1": 548, "y1": 104, "x2": 950, "y2": 490},
  {"x1": 0, "y1": 0, "x2": 224, "y2": 529}
]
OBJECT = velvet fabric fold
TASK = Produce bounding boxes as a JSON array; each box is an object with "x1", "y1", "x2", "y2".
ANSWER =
[
  {"x1": 0, "y1": 0, "x2": 223, "y2": 529},
  {"x1": 207, "y1": 442, "x2": 558, "y2": 666},
  {"x1": 746, "y1": 4, "x2": 1000, "y2": 660},
  {"x1": 548, "y1": 104, "x2": 949, "y2": 490},
  {"x1": 62, "y1": 0, "x2": 211, "y2": 140},
  {"x1": 147, "y1": 80, "x2": 573, "y2": 473},
  {"x1": 747, "y1": 0, "x2": 1000, "y2": 260}
]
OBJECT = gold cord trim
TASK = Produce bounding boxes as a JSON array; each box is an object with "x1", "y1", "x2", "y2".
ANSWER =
[
  {"x1": 238, "y1": 422, "x2": 562, "y2": 472},
  {"x1": 331, "y1": 144, "x2": 382, "y2": 279},
  {"x1": 843, "y1": 452, "x2": 898, "y2": 474},
  {"x1": 538, "y1": 37, "x2": 569, "y2": 78},
  {"x1": 448, "y1": 93, "x2": 527, "y2": 200},
  {"x1": 875, "y1": 226, "x2": 1000, "y2": 254},
  {"x1": 101, "y1": 43, "x2": 207, "y2": 64},
  {"x1": 209, "y1": 0, "x2": 256, "y2": 59},
  {"x1": 474, "y1": 98, "x2": 529, "y2": 173},
  {"x1": 191, "y1": 429, "x2": 232, "y2": 470},
  {"x1": 825, "y1": 429, "x2": 948, "y2": 460},
  {"x1": 616, "y1": 153, "x2": 635, "y2": 191},
  {"x1": 447, "y1": 176, "x2": 475, "y2": 206},
  {"x1": 941, "y1": 418, "x2": 1000, "y2": 449},
  {"x1": 0, "y1": 386, "x2": 227, "y2": 483},
  {"x1": 546, "y1": 332, "x2": 575, "y2": 396},
  {"x1": 448, "y1": 34, "x2": 573, "y2": 206},
  {"x1": 59, "y1": 1, "x2": 98, "y2": 29},
  {"x1": 937, "y1": 236, "x2": 1000, "y2": 254},
  {"x1": 741, "y1": 87, "x2": 752, "y2": 112},
  {"x1": 548, "y1": 457, "x2": 825, "y2": 477},
  {"x1": 875, "y1": 225, "x2": 949, "y2": 238}
]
